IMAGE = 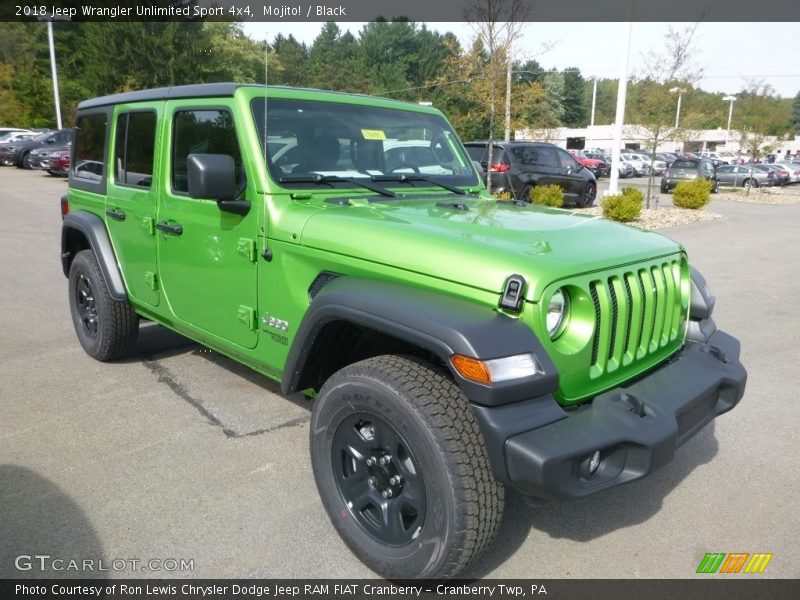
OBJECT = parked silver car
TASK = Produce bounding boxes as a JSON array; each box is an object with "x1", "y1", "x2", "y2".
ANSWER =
[{"x1": 715, "y1": 164, "x2": 775, "y2": 188}]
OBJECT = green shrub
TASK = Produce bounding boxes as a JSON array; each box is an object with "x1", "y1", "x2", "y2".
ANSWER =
[
  {"x1": 621, "y1": 186, "x2": 644, "y2": 204},
  {"x1": 601, "y1": 189, "x2": 643, "y2": 222},
  {"x1": 530, "y1": 184, "x2": 564, "y2": 208},
  {"x1": 493, "y1": 190, "x2": 514, "y2": 200},
  {"x1": 673, "y1": 179, "x2": 711, "y2": 209}
]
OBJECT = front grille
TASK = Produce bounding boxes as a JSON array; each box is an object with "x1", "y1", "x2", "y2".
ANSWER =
[{"x1": 588, "y1": 261, "x2": 684, "y2": 377}]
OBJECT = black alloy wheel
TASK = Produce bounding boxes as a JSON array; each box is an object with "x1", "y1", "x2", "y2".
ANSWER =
[
  {"x1": 578, "y1": 182, "x2": 596, "y2": 208},
  {"x1": 332, "y1": 413, "x2": 426, "y2": 546},
  {"x1": 75, "y1": 273, "x2": 99, "y2": 340}
]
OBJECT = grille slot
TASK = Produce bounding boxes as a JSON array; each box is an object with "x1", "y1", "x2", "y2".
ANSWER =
[
  {"x1": 589, "y1": 283, "x2": 601, "y2": 367},
  {"x1": 588, "y1": 262, "x2": 684, "y2": 377},
  {"x1": 608, "y1": 278, "x2": 619, "y2": 362}
]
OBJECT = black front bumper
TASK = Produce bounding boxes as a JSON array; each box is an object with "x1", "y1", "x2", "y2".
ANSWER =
[{"x1": 471, "y1": 329, "x2": 746, "y2": 501}]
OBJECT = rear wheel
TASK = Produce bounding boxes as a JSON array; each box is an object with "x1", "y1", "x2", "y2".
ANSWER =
[
  {"x1": 68, "y1": 250, "x2": 139, "y2": 361},
  {"x1": 519, "y1": 184, "x2": 534, "y2": 203},
  {"x1": 743, "y1": 178, "x2": 758, "y2": 189},
  {"x1": 310, "y1": 355, "x2": 504, "y2": 579}
]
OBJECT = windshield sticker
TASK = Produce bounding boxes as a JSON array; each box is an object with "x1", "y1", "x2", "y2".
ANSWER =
[{"x1": 361, "y1": 129, "x2": 387, "y2": 140}]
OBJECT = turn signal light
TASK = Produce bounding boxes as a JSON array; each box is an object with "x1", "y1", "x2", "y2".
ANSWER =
[{"x1": 451, "y1": 355, "x2": 492, "y2": 385}]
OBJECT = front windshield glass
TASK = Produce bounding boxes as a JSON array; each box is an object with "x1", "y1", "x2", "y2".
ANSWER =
[{"x1": 251, "y1": 98, "x2": 478, "y2": 188}]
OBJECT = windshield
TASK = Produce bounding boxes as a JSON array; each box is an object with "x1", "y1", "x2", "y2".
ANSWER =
[{"x1": 251, "y1": 98, "x2": 478, "y2": 189}]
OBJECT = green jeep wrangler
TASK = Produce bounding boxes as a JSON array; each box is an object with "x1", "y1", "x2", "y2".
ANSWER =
[{"x1": 61, "y1": 83, "x2": 746, "y2": 579}]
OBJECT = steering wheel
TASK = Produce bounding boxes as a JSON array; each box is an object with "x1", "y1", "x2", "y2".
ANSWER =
[{"x1": 389, "y1": 163, "x2": 421, "y2": 174}]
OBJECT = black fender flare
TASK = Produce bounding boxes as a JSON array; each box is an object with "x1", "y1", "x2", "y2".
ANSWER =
[
  {"x1": 281, "y1": 277, "x2": 559, "y2": 406},
  {"x1": 61, "y1": 211, "x2": 127, "y2": 301}
]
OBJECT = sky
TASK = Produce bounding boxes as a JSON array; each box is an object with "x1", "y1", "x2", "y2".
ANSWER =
[{"x1": 242, "y1": 21, "x2": 800, "y2": 99}]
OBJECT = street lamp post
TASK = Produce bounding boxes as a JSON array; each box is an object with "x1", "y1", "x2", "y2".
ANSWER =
[
  {"x1": 669, "y1": 87, "x2": 686, "y2": 129},
  {"x1": 723, "y1": 95, "x2": 736, "y2": 147}
]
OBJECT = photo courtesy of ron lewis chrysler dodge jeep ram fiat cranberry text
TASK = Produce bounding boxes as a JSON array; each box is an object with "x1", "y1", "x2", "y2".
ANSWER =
[{"x1": 60, "y1": 83, "x2": 746, "y2": 579}]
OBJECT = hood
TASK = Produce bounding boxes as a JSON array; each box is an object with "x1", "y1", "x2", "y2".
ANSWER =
[{"x1": 298, "y1": 196, "x2": 681, "y2": 301}]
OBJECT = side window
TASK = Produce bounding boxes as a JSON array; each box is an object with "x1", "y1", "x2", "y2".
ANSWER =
[
  {"x1": 465, "y1": 146, "x2": 486, "y2": 163},
  {"x1": 171, "y1": 109, "x2": 244, "y2": 195},
  {"x1": 73, "y1": 114, "x2": 107, "y2": 182},
  {"x1": 115, "y1": 111, "x2": 157, "y2": 188},
  {"x1": 557, "y1": 149, "x2": 578, "y2": 169}
]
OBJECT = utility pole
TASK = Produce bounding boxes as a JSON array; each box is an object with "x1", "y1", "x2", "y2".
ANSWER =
[
  {"x1": 46, "y1": 19, "x2": 62, "y2": 129},
  {"x1": 504, "y1": 44, "x2": 512, "y2": 141},
  {"x1": 607, "y1": 21, "x2": 632, "y2": 197},
  {"x1": 590, "y1": 76, "x2": 598, "y2": 127}
]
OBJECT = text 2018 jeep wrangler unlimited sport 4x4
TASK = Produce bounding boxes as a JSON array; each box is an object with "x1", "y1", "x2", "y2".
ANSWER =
[{"x1": 61, "y1": 83, "x2": 746, "y2": 579}]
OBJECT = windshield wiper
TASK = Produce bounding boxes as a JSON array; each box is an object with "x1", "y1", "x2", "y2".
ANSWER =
[
  {"x1": 279, "y1": 174, "x2": 395, "y2": 198},
  {"x1": 370, "y1": 174, "x2": 466, "y2": 195}
]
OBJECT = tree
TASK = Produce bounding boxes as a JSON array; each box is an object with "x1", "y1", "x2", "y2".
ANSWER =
[
  {"x1": 628, "y1": 24, "x2": 703, "y2": 207},
  {"x1": 790, "y1": 91, "x2": 800, "y2": 135},
  {"x1": 307, "y1": 23, "x2": 363, "y2": 92},
  {"x1": 466, "y1": 0, "x2": 527, "y2": 192},
  {"x1": 736, "y1": 81, "x2": 793, "y2": 195},
  {"x1": 270, "y1": 34, "x2": 308, "y2": 87},
  {"x1": 561, "y1": 68, "x2": 587, "y2": 127}
]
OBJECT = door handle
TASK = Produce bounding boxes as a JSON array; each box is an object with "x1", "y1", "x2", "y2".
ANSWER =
[
  {"x1": 156, "y1": 221, "x2": 183, "y2": 235},
  {"x1": 106, "y1": 208, "x2": 126, "y2": 221}
]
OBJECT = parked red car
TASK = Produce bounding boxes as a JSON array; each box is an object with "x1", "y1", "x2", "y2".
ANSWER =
[
  {"x1": 569, "y1": 151, "x2": 610, "y2": 177},
  {"x1": 47, "y1": 148, "x2": 70, "y2": 177}
]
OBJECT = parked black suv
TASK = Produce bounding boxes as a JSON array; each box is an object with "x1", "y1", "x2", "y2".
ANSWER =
[{"x1": 464, "y1": 141, "x2": 597, "y2": 207}]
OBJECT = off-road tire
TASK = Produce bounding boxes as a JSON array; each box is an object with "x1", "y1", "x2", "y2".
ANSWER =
[
  {"x1": 309, "y1": 355, "x2": 504, "y2": 579},
  {"x1": 68, "y1": 249, "x2": 139, "y2": 361}
]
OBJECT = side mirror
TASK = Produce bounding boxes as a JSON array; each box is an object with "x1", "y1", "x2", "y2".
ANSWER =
[{"x1": 187, "y1": 153, "x2": 250, "y2": 216}]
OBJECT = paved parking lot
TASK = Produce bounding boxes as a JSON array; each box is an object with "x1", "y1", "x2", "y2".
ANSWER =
[{"x1": 1, "y1": 167, "x2": 798, "y2": 579}]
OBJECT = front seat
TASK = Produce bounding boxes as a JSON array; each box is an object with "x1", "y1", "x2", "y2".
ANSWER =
[{"x1": 292, "y1": 135, "x2": 340, "y2": 175}]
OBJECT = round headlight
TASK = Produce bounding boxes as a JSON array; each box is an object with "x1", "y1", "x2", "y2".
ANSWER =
[{"x1": 546, "y1": 288, "x2": 569, "y2": 339}]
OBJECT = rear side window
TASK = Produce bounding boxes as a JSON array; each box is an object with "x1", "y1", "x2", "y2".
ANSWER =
[
  {"x1": 171, "y1": 109, "x2": 244, "y2": 195},
  {"x1": 511, "y1": 145, "x2": 557, "y2": 167},
  {"x1": 115, "y1": 111, "x2": 157, "y2": 188},
  {"x1": 465, "y1": 146, "x2": 486, "y2": 162},
  {"x1": 671, "y1": 159, "x2": 698, "y2": 169},
  {"x1": 73, "y1": 114, "x2": 107, "y2": 183}
]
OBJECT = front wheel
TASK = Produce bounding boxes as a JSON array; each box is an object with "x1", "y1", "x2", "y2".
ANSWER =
[
  {"x1": 711, "y1": 179, "x2": 720, "y2": 193},
  {"x1": 310, "y1": 355, "x2": 504, "y2": 579},
  {"x1": 19, "y1": 153, "x2": 32, "y2": 169},
  {"x1": 578, "y1": 182, "x2": 596, "y2": 208}
]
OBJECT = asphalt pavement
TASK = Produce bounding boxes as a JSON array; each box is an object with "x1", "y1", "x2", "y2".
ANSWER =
[{"x1": 1, "y1": 168, "x2": 797, "y2": 579}]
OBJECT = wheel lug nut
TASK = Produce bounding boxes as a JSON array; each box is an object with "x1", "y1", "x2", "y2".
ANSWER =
[
  {"x1": 365, "y1": 457, "x2": 376, "y2": 466},
  {"x1": 369, "y1": 477, "x2": 378, "y2": 486},
  {"x1": 389, "y1": 475, "x2": 402, "y2": 485},
  {"x1": 382, "y1": 489, "x2": 393, "y2": 498},
  {"x1": 379, "y1": 455, "x2": 391, "y2": 465}
]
